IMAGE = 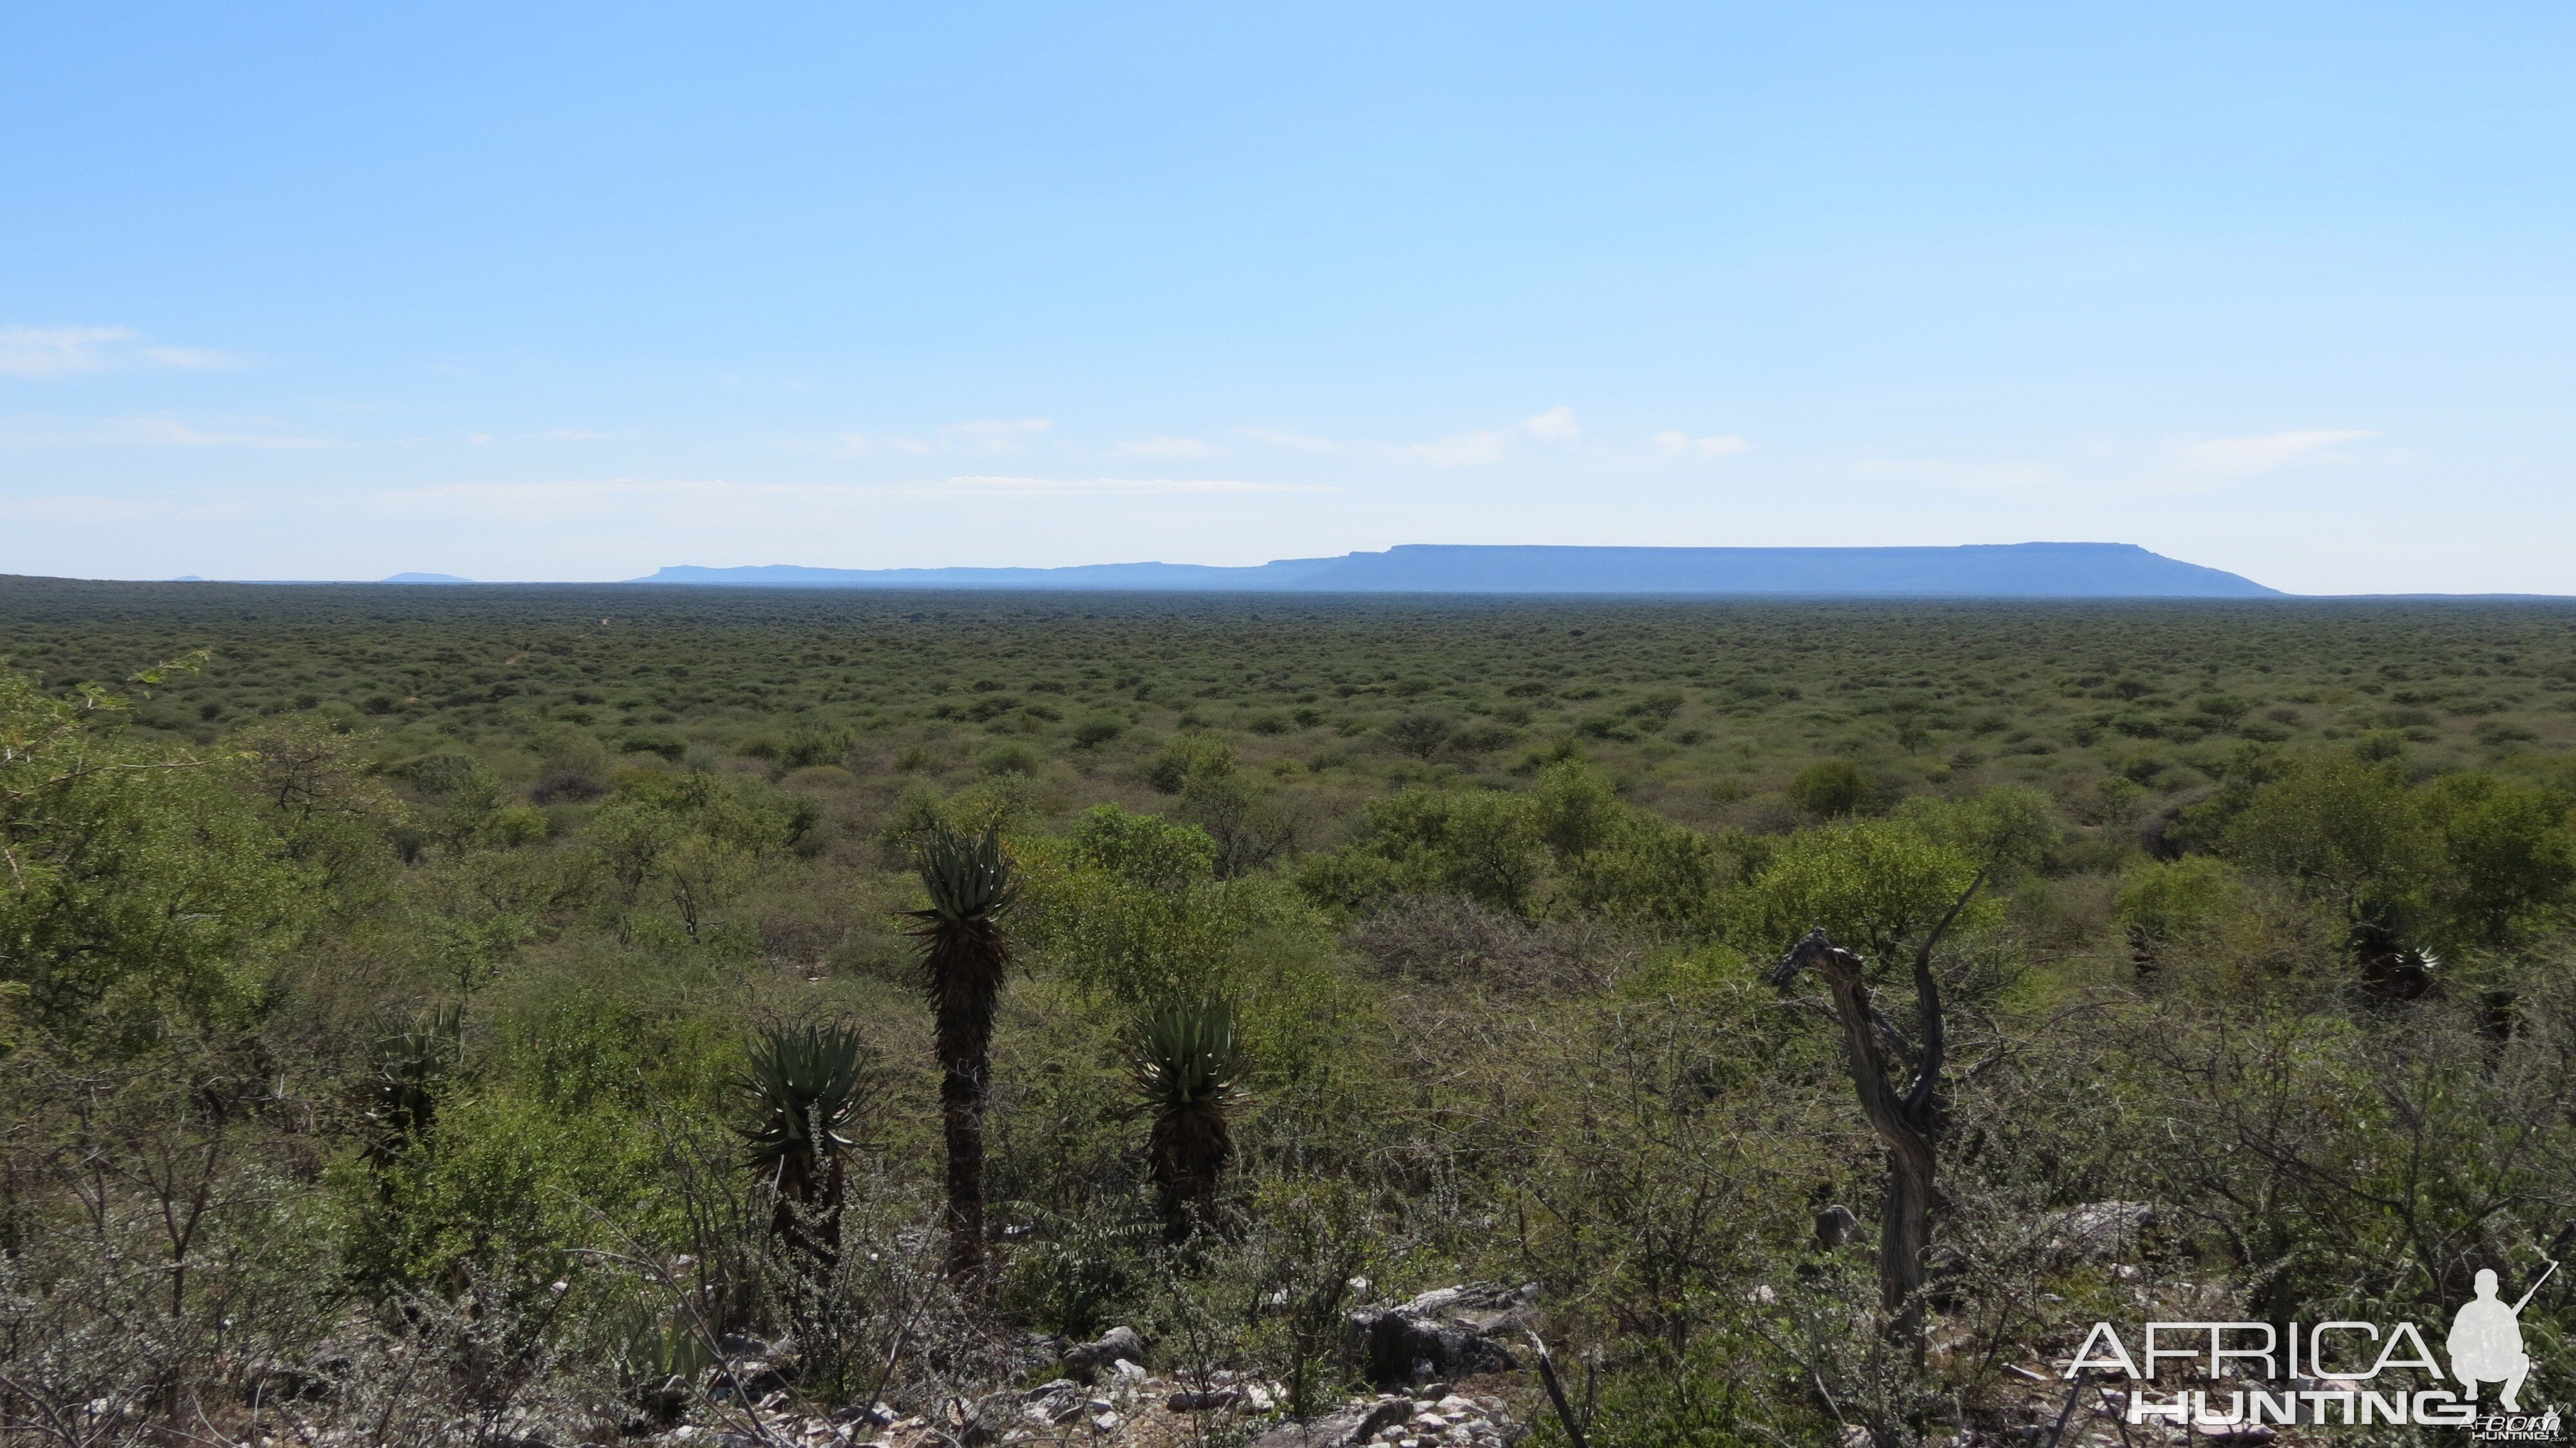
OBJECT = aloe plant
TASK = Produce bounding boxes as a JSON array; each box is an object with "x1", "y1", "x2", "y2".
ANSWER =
[
  {"x1": 907, "y1": 821, "x2": 1019, "y2": 1282},
  {"x1": 612, "y1": 1302, "x2": 716, "y2": 1426},
  {"x1": 1127, "y1": 995, "x2": 1248, "y2": 1240},
  {"x1": 741, "y1": 1020, "x2": 875, "y2": 1263},
  {"x1": 361, "y1": 1005, "x2": 462, "y2": 1170}
]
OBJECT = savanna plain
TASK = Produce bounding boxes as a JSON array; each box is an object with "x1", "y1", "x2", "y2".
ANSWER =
[{"x1": 7, "y1": 575, "x2": 2576, "y2": 1447}]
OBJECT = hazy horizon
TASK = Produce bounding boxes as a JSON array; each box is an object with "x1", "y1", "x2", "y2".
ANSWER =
[
  {"x1": 6, "y1": 5, "x2": 2572, "y2": 592},
  {"x1": 57, "y1": 539, "x2": 2298, "y2": 593}
]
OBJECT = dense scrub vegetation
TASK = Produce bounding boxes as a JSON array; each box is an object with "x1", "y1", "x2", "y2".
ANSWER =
[{"x1": 7, "y1": 576, "x2": 2576, "y2": 1445}]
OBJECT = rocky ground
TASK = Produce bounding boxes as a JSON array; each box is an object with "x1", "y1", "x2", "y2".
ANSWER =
[
  {"x1": 643, "y1": 1377, "x2": 1529, "y2": 1448},
  {"x1": 213, "y1": 1275, "x2": 2374, "y2": 1447},
  {"x1": 639, "y1": 1286, "x2": 1542, "y2": 1448}
]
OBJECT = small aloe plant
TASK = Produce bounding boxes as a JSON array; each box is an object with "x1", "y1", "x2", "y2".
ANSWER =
[
  {"x1": 362, "y1": 1005, "x2": 462, "y2": 1170},
  {"x1": 612, "y1": 1301, "x2": 716, "y2": 1426},
  {"x1": 741, "y1": 1020, "x2": 876, "y2": 1264},
  {"x1": 1126, "y1": 995, "x2": 1249, "y2": 1240}
]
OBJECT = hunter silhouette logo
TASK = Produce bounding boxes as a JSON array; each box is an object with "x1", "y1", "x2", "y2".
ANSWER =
[
  {"x1": 2064, "y1": 1257, "x2": 2562, "y2": 1434},
  {"x1": 2452, "y1": 1262, "x2": 2552, "y2": 1412}
]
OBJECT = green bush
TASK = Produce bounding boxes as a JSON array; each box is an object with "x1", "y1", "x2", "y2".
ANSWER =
[
  {"x1": 0, "y1": 670, "x2": 315, "y2": 1049},
  {"x1": 1786, "y1": 759, "x2": 1873, "y2": 818},
  {"x1": 621, "y1": 729, "x2": 687, "y2": 760},
  {"x1": 980, "y1": 740, "x2": 1046, "y2": 776},
  {"x1": 1730, "y1": 819, "x2": 1989, "y2": 960},
  {"x1": 1302, "y1": 785, "x2": 1546, "y2": 917},
  {"x1": 336, "y1": 1084, "x2": 674, "y2": 1301},
  {"x1": 2114, "y1": 855, "x2": 2244, "y2": 945},
  {"x1": 1070, "y1": 805, "x2": 1217, "y2": 888}
]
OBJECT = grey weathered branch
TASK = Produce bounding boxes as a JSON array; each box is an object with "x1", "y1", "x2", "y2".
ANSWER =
[
  {"x1": 1521, "y1": 1330, "x2": 1591, "y2": 1448},
  {"x1": 1768, "y1": 870, "x2": 1986, "y2": 1364}
]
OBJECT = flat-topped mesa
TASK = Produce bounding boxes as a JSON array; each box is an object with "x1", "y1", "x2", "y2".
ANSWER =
[{"x1": 634, "y1": 542, "x2": 2280, "y2": 597}]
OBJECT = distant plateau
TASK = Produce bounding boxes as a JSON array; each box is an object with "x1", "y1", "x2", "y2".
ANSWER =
[{"x1": 621, "y1": 543, "x2": 2280, "y2": 598}]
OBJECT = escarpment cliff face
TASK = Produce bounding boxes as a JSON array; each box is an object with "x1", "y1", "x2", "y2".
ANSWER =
[{"x1": 636, "y1": 542, "x2": 2282, "y2": 597}]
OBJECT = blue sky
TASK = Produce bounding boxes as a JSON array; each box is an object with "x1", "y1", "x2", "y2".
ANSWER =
[{"x1": 4, "y1": 3, "x2": 2571, "y2": 592}]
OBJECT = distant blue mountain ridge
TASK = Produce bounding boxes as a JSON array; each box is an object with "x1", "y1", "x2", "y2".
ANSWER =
[{"x1": 632, "y1": 543, "x2": 2281, "y2": 597}]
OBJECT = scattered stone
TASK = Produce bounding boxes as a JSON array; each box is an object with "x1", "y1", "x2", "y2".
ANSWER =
[
  {"x1": 709, "y1": 1360, "x2": 793, "y2": 1404},
  {"x1": 952, "y1": 1395, "x2": 1014, "y2": 1445},
  {"x1": 1361, "y1": 1398, "x2": 1420, "y2": 1436},
  {"x1": 663, "y1": 1366, "x2": 1523, "y2": 1448},
  {"x1": 1248, "y1": 1405, "x2": 1374, "y2": 1448},
  {"x1": 1064, "y1": 1326, "x2": 1144, "y2": 1382},
  {"x1": 1815, "y1": 1203, "x2": 1859, "y2": 1248},
  {"x1": 631, "y1": 1372, "x2": 692, "y2": 1426},
  {"x1": 2037, "y1": 1201, "x2": 2162, "y2": 1262},
  {"x1": 1012, "y1": 1331, "x2": 1072, "y2": 1376},
  {"x1": 1345, "y1": 1283, "x2": 1534, "y2": 1386}
]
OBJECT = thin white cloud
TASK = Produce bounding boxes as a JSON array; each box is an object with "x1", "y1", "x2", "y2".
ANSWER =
[
  {"x1": 0, "y1": 325, "x2": 137, "y2": 377},
  {"x1": 1859, "y1": 431, "x2": 2369, "y2": 498},
  {"x1": 820, "y1": 419, "x2": 1052, "y2": 458},
  {"x1": 138, "y1": 345, "x2": 247, "y2": 370},
  {"x1": 1935, "y1": 462, "x2": 2056, "y2": 493},
  {"x1": 1408, "y1": 406, "x2": 1581, "y2": 466},
  {"x1": 0, "y1": 325, "x2": 250, "y2": 377},
  {"x1": 0, "y1": 493, "x2": 164, "y2": 523},
  {"x1": 934, "y1": 474, "x2": 1316, "y2": 497},
  {"x1": 377, "y1": 475, "x2": 1329, "y2": 523},
  {"x1": 826, "y1": 432, "x2": 933, "y2": 457},
  {"x1": 1111, "y1": 435, "x2": 1221, "y2": 459},
  {"x1": 942, "y1": 418, "x2": 1053, "y2": 456},
  {"x1": 1655, "y1": 430, "x2": 1751, "y2": 459},
  {"x1": 2180, "y1": 429, "x2": 2372, "y2": 475},
  {"x1": 1408, "y1": 430, "x2": 1513, "y2": 467},
  {"x1": 0, "y1": 414, "x2": 332, "y2": 449},
  {"x1": 1238, "y1": 426, "x2": 1336, "y2": 452},
  {"x1": 380, "y1": 481, "x2": 670, "y2": 524},
  {"x1": 118, "y1": 417, "x2": 332, "y2": 449},
  {"x1": 1525, "y1": 405, "x2": 1579, "y2": 442}
]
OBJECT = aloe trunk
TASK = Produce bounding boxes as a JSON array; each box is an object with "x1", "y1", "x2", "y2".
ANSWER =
[{"x1": 908, "y1": 823, "x2": 1018, "y2": 1282}]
